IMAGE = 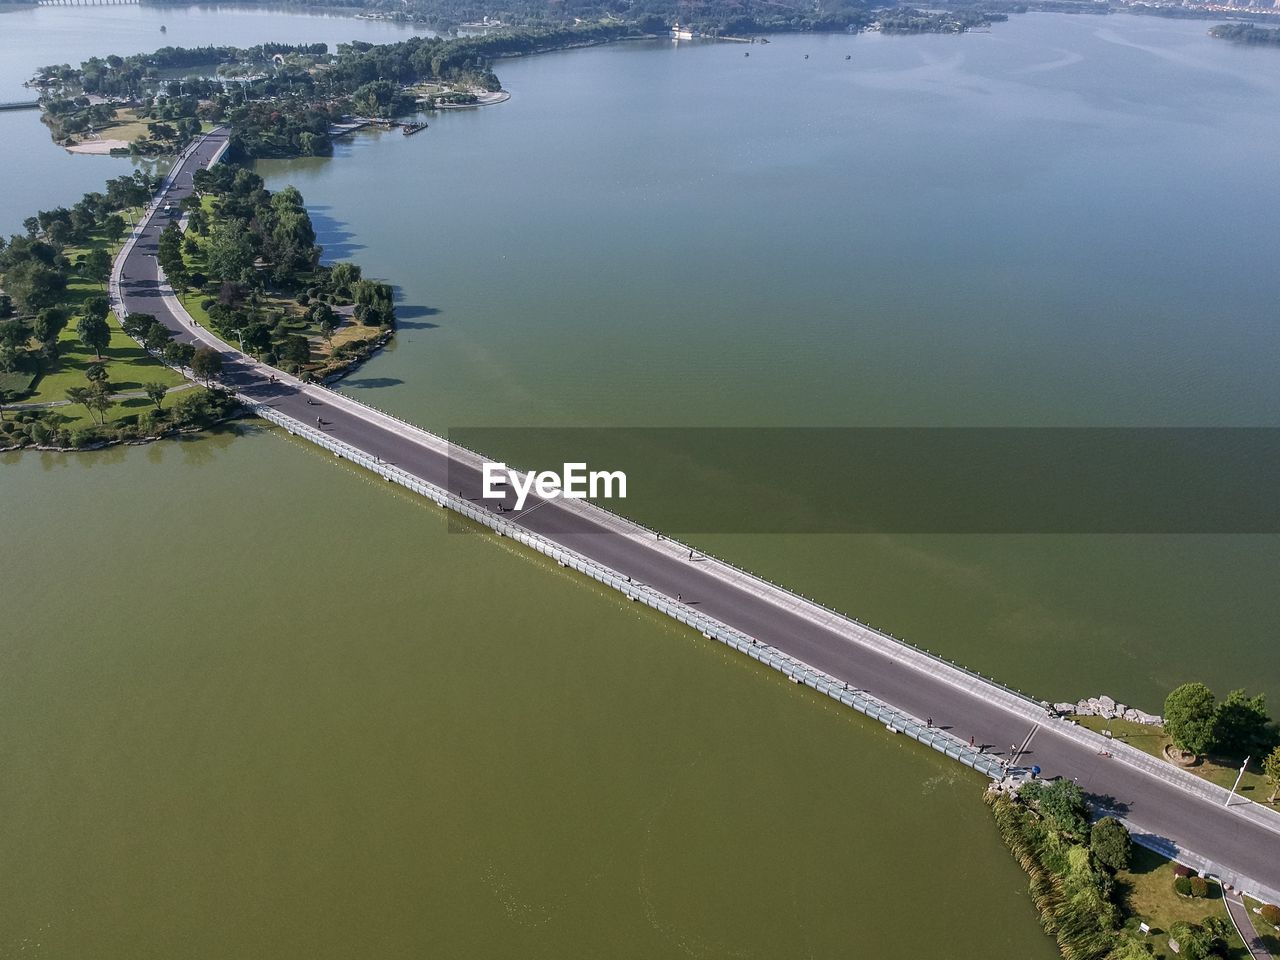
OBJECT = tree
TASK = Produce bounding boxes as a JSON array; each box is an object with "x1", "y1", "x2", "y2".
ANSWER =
[
  {"x1": 162, "y1": 340, "x2": 194, "y2": 369},
  {"x1": 1213, "y1": 689, "x2": 1276, "y2": 760},
  {"x1": 205, "y1": 221, "x2": 255, "y2": 283},
  {"x1": 329, "y1": 260, "x2": 360, "y2": 294},
  {"x1": 4, "y1": 261, "x2": 67, "y2": 312},
  {"x1": 32, "y1": 306, "x2": 69, "y2": 357},
  {"x1": 1089, "y1": 817, "x2": 1131, "y2": 872},
  {"x1": 1022, "y1": 778, "x2": 1089, "y2": 837},
  {"x1": 65, "y1": 386, "x2": 95, "y2": 422},
  {"x1": 190, "y1": 346, "x2": 222, "y2": 384},
  {"x1": 143, "y1": 381, "x2": 168, "y2": 409},
  {"x1": 76, "y1": 312, "x2": 111, "y2": 360},
  {"x1": 1165, "y1": 683, "x2": 1217, "y2": 756},
  {"x1": 102, "y1": 213, "x2": 126, "y2": 243},
  {"x1": 88, "y1": 381, "x2": 113, "y2": 424},
  {"x1": 1038, "y1": 778, "x2": 1088, "y2": 837},
  {"x1": 145, "y1": 322, "x2": 174, "y2": 353},
  {"x1": 1264, "y1": 745, "x2": 1280, "y2": 803},
  {"x1": 172, "y1": 389, "x2": 214, "y2": 428},
  {"x1": 67, "y1": 381, "x2": 114, "y2": 424},
  {"x1": 84, "y1": 362, "x2": 109, "y2": 385},
  {"x1": 83, "y1": 246, "x2": 113, "y2": 287},
  {"x1": 121, "y1": 312, "x2": 156, "y2": 340},
  {"x1": 165, "y1": 256, "x2": 189, "y2": 293},
  {"x1": 280, "y1": 333, "x2": 311, "y2": 365}
]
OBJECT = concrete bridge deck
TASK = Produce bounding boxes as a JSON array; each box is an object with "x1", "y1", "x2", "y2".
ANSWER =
[{"x1": 111, "y1": 129, "x2": 1280, "y2": 905}]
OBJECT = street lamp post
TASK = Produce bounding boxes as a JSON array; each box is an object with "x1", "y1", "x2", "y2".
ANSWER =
[{"x1": 1226, "y1": 756, "x2": 1250, "y2": 807}]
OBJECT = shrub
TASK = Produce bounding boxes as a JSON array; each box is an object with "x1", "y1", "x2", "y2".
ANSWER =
[
  {"x1": 1174, "y1": 876, "x2": 1193, "y2": 896},
  {"x1": 1188, "y1": 876, "x2": 1209, "y2": 898},
  {"x1": 1258, "y1": 904, "x2": 1280, "y2": 927},
  {"x1": 69, "y1": 426, "x2": 98, "y2": 448},
  {"x1": 201, "y1": 297, "x2": 216, "y2": 311},
  {"x1": 1173, "y1": 864, "x2": 1193, "y2": 878}
]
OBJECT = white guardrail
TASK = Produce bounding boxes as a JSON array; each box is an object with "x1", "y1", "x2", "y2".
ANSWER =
[{"x1": 111, "y1": 130, "x2": 1280, "y2": 906}]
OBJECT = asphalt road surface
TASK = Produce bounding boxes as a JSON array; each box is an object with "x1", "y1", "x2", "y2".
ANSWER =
[{"x1": 117, "y1": 129, "x2": 1280, "y2": 900}]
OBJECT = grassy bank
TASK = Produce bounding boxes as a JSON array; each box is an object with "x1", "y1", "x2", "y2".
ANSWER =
[
  {"x1": 1075, "y1": 716, "x2": 1273, "y2": 801},
  {"x1": 985, "y1": 790, "x2": 1249, "y2": 960}
]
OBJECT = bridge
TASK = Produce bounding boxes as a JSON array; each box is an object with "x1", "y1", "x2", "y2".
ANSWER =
[
  {"x1": 0, "y1": 100, "x2": 40, "y2": 112},
  {"x1": 112, "y1": 129, "x2": 1280, "y2": 905}
]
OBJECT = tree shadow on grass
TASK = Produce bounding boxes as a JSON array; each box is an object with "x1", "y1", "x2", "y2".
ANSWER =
[{"x1": 1125, "y1": 844, "x2": 1167, "y2": 877}]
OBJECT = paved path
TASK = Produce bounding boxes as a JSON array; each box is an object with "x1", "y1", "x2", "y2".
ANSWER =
[
  {"x1": 1227, "y1": 894, "x2": 1276, "y2": 960},
  {"x1": 112, "y1": 129, "x2": 1280, "y2": 905}
]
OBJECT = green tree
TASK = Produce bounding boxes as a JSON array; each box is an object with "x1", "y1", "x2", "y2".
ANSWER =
[
  {"x1": 121, "y1": 312, "x2": 156, "y2": 340},
  {"x1": 83, "y1": 246, "x2": 113, "y2": 288},
  {"x1": 205, "y1": 221, "x2": 256, "y2": 283},
  {"x1": 329, "y1": 261, "x2": 360, "y2": 294},
  {"x1": 1165, "y1": 683, "x2": 1217, "y2": 756},
  {"x1": 1023, "y1": 778, "x2": 1089, "y2": 837},
  {"x1": 102, "y1": 213, "x2": 126, "y2": 243},
  {"x1": 162, "y1": 340, "x2": 195, "y2": 369},
  {"x1": 144, "y1": 322, "x2": 174, "y2": 353},
  {"x1": 190, "y1": 346, "x2": 222, "y2": 385},
  {"x1": 280, "y1": 333, "x2": 311, "y2": 365},
  {"x1": 143, "y1": 381, "x2": 168, "y2": 409},
  {"x1": 76, "y1": 312, "x2": 111, "y2": 360},
  {"x1": 65, "y1": 385, "x2": 100, "y2": 424},
  {"x1": 1264, "y1": 744, "x2": 1280, "y2": 803},
  {"x1": 84, "y1": 361, "x2": 109, "y2": 385},
  {"x1": 4, "y1": 261, "x2": 67, "y2": 312},
  {"x1": 87, "y1": 381, "x2": 113, "y2": 424},
  {"x1": 1089, "y1": 817, "x2": 1131, "y2": 871},
  {"x1": 32, "y1": 306, "x2": 69, "y2": 357},
  {"x1": 0, "y1": 318, "x2": 25, "y2": 355},
  {"x1": 1213, "y1": 689, "x2": 1276, "y2": 760},
  {"x1": 172, "y1": 389, "x2": 214, "y2": 428}
]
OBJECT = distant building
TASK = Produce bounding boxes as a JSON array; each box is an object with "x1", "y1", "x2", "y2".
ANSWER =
[{"x1": 671, "y1": 22, "x2": 697, "y2": 40}]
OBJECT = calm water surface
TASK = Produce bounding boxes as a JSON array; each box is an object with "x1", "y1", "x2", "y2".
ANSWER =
[
  {"x1": 258, "y1": 16, "x2": 1280, "y2": 706},
  {"x1": 0, "y1": 434, "x2": 1052, "y2": 958},
  {"x1": 3, "y1": 8, "x2": 1279, "y2": 958}
]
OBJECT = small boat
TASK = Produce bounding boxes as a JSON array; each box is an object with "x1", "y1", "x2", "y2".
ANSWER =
[
  {"x1": 744, "y1": 51, "x2": 749, "y2": 57},
  {"x1": 160, "y1": 24, "x2": 167, "y2": 32},
  {"x1": 846, "y1": 55, "x2": 851, "y2": 60},
  {"x1": 804, "y1": 54, "x2": 810, "y2": 60}
]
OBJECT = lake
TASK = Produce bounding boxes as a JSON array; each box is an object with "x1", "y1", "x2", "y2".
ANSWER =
[{"x1": 3, "y1": 8, "x2": 1278, "y2": 957}]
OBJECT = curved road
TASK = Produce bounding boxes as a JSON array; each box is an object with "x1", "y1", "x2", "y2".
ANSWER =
[{"x1": 116, "y1": 129, "x2": 1280, "y2": 903}]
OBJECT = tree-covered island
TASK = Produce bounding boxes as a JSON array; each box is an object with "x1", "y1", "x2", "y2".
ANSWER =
[{"x1": 29, "y1": 14, "x2": 1012, "y2": 157}]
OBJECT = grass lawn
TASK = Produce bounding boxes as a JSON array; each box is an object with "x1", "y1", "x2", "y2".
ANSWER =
[
  {"x1": 14, "y1": 210, "x2": 188, "y2": 427},
  {"x1": 1076, "y1": 716, "x2": 1273, "y2": 801},
  {"x1": 1117, "y1": 846, "x2": 1250, "y2": 959},
  {"x1": 98, "y1": 108, "x2": 153, "y2": 143}
]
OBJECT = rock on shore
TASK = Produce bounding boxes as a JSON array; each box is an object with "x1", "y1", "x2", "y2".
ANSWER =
[{"x1": 1054, "y1": 696, "x2": 1162, "y2": 726}]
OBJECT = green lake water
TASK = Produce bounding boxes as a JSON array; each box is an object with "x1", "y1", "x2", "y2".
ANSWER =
[{"x1": 3, "y1": 8, "x2": 1279, "y2": 957}]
